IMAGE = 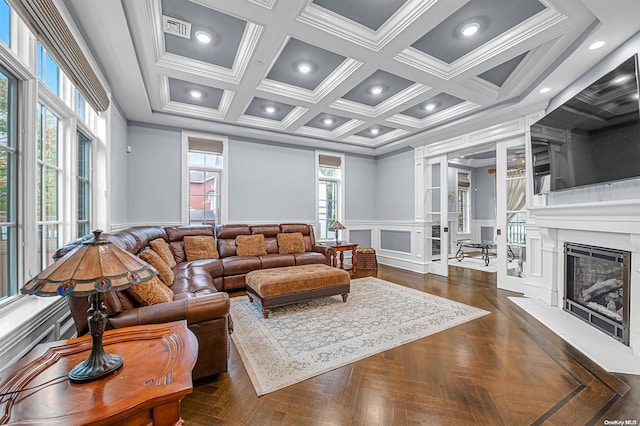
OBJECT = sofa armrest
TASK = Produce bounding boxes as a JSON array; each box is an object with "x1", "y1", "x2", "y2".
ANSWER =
[
  {"x1": 108, "y1": 292, "x2": 229, "y2": 329},
  {"x1": 312, "y1": 244, "x2": 333, "y2": 265}
]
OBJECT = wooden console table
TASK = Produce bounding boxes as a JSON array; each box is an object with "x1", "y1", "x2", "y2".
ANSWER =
[{"x1": 0, "y1": 320, "x2": 197, "y2": 425}]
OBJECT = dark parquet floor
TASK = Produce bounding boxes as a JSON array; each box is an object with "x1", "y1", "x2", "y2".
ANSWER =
[{"x1": 181, "y1": 265, "x2": 640, "y2": 425}]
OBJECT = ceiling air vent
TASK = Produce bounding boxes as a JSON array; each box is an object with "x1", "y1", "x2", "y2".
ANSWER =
[{"x1": 162, "y1": 15, "x2": 191, "y2": 39}]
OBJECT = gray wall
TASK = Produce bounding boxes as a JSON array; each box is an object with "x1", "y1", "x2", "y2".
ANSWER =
[
  {"x1": 109, "y1": 103, "x2": 129, "y2": 227},
  {"x1": 127, "y1": 125, "x2": 182, "y2": 223},
  {"x1": 375, "y1": 149, "x2": 414, "y2": 220},
  {"x1": 227, "y1": 139, "x2": 316, "y2": 222},
  {"x1": 345, "y1": 155, "x2": 376, "y2": 220},
  {"x1": 473, "y1": 166, "x2": 496, "y2": 220}
]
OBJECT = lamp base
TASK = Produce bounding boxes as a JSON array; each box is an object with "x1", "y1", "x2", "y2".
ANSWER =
[{"x1": 68, "y1": 352, "x2": 123, "y2": 383}]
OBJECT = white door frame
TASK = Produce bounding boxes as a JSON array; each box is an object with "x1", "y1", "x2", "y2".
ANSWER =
[{"x1": 425, "y1": 155, "x2": 449, "y2": 277}]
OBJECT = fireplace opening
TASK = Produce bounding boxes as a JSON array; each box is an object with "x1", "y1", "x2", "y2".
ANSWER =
[{"x1": 564, "y1": 243, "x2": 631, "y2": 345}]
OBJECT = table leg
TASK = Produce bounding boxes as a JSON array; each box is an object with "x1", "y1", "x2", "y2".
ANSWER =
[
  {"x1": 455, "y1": 244, "x2": 465, "y2": 261},
  {"x1": 339, "y1": 250, "x2": 345, "y2": 269},
  {"x1": 332, "y1": 252, "x2": 337, "y2": 268},
  {"x1": 352, "y1": 248, "x2": 357, "y2": 273}
]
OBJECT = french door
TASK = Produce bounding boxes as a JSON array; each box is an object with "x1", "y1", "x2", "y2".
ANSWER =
[{"x1": 425, "y1": 155, "x2": 449, "y2": 276}]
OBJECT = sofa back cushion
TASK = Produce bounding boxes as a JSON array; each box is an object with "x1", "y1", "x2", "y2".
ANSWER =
[
  {"x1": 184, "y1": 235, "x2": 219, "y2": 261},
  {"x1": 216, "y1": 224, "x2": 251, "y2": 258},
  {"x1": 277, "y1": 232, "x2": 306, "y2": 254},
  {"x1": 251, "y1": 225, "x2": 281, "y2": 254},
  {"x1": 280, "y1": 223, "x2": 315, "y2": 251},
  {"x1": 235, "y1": 234, "x2": 267, "y2": 256},
  {"x1": 165, "y1": 225, "x2": 215, "y2": 263}
]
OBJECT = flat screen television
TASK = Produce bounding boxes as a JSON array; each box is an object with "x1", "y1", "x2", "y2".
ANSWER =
[{"x1": 530, "y1": 55, "x2": 640, "y2": 194}]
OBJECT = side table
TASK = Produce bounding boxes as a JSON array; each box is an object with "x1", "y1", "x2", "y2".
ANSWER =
[
  {"x1": 0, "y1": 320, "x2": 197, "y2": 426},
  {"x1": 322, "y1": 242, "x2": 359, "y2": 273}
]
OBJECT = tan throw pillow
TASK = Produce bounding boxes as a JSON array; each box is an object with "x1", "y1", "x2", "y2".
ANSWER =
[
  {"x1": 184, "y1": 235, "x2": 219, "y2": 261},
  {"x1": 149, "y1": 238, "x2": 177, "y2": 269},
  {"x1": 236, "y1": 234, "x2": 267, "y2": 256},
  {"x1": 139, "y1": 249, "x2": 174, "y2": 286},
  {"x1": 277, "y1": 232, "x2": 306, "y2": 254},
  {"x1": 127, "y1": 276, "x2": 173, "y2": 306}
]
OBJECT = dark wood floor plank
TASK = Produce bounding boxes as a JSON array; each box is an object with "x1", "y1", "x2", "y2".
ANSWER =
[{"x1": 181, "y1": 265, "x2": 640, "y2": 425}]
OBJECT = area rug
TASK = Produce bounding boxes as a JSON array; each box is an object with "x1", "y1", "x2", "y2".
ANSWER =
[{"x1": 230, "y1": 277, "x2": 490, "y2": 396}]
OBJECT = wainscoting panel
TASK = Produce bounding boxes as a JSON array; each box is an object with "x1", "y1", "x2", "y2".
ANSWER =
[{"x1": 380, "y1": 230, "x2": 412, "y2": 253}]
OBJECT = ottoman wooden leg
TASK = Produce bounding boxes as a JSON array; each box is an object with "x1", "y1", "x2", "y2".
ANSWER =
[
  {"x1": 248, "y1": 295, "x2": 254, "y2": 303},
  {"x1": 341, "y1": 294, "x2": 348, "y2": 302},
  {"x1": 262, "y1": 308, "x2": 270, "y2": 319}
]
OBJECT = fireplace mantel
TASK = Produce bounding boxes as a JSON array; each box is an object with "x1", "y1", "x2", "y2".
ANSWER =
[{"x1": 528, "y1": 198, "x2": 640, "y2": 235}]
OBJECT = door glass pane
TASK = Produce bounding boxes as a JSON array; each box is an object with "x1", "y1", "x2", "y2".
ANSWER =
[{"x1": 507, "y1": 146, "x2": 526, "y2": 277}]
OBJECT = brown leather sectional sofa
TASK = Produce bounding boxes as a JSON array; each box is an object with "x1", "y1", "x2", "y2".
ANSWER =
[{"x1": 58, "y1": 223, "x2": 332, "y2": 380}]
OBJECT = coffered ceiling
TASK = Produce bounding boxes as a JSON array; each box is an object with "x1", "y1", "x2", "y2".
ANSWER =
[{"x1": 62, "y1": 0, "x2": 640, "y2": 156}]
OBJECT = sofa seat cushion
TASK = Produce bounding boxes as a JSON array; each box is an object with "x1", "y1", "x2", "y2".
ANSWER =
[
  {"x1": 293, "y1": 252, "x2": 328, "y2": 265},
  {"x1": 172, "y1": 265, "x2": 218, "y2": 296},
  {"x1": 221, "y1": 256, "x2": 262, "y2": 276},
  {"x1": 259, "y1": 253, "x2": 295, "y2": 269},
  {"x1": 174, "y1": 258, "x2": 224, "y2": 279}
]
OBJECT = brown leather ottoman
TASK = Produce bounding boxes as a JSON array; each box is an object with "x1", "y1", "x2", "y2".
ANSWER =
[{"x1": 245, "y1": 264, "x2": 351, "y2": 318}]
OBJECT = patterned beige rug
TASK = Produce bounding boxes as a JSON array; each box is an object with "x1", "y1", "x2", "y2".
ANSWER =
[{"x1": 230, "y1": 277, "x2": 490, "y2": 396}]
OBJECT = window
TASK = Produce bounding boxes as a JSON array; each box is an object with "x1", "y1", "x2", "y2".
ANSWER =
[
  {"x1": 0, "y1": 0, "x2": 10, "y2": 47},
  {"x1": 36, "y1": 103, "x2": 61, "y2": 271},
  {"x1": 188, "y1": 139, "x2": 223, "y2": 226},
  {"x1": 77, "y1": 131, "x2": 90, "y2": 238},
  {"x1": 0, "y1": 65, "x2": 17, "y2": 300},
  {"x1": 457, "y1": 171, "x2": 470, "y2": 233},
  {"x1": 317, "y1": 153, "x2": 343, "y2": 240},
  {"x1": 36, "y1": 43, "x2": 60, "y2": 96}
]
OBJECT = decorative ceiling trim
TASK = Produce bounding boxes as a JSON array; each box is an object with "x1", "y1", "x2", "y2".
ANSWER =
[
  {"x1": 248, "y1": 0, "x2": 278, "y2": 10},
  {"x1": 297, "y1": 0, "x2": 437, "y2": 52},
  {"x1": 395, "y1": 6, "x2": 568, "y2": 80},
  {"x1": 158, "y1": 75, "x2": 234, "y2": 120},
  {"x1": 237, "y1": 106, "x2": 309, "y2": 131},
  {"x1": 257, "y1": 58, "x2": 363, "y2": 103},
  {"x1": 148, "y1": 0, "x2": 264, "y2": 84},
  {"x1": 387, "y1": 101, "x2": 481, "y2": 129},
  {"x1": 330, "y1": 83, "x2": 431, "y2": 117},
  {"x1": 296, "y1": 118, "x2": 365, "y2": 139},
  {"x1": 344, "y1": 128, "x2": 410, "y2": 146}
]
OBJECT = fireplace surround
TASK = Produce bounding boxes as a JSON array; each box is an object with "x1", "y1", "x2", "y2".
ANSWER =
[{"x1": 564, "y1": 243, "x2": 630, "y2": 345}]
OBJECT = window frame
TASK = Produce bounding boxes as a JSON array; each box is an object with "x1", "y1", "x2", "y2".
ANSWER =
[
  {"x1": 181, "y1": 131, "x2": 228, "y2": 226},
  {"x1": 315, "y1": 151, "x2": 345, "y2": 241}
]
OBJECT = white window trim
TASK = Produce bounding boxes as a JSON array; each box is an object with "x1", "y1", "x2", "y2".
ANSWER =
[
  {"x1": 181, "y1": 131, "x2": 228, "y2": 225},
  {"x1": 315, "y1": 150, "x2": 345, "y2": 241}
]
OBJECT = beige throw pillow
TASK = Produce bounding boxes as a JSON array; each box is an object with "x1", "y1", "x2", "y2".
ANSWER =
[
  {"x1": 236, "y1": 234, "x2": 267, "y2": 256},
  {"x1": 139, "y1": 249, "x2": 174, "y2": 286},
  {"x1": 277, "y1": 232, "x2": 306, "y2": 254},
  {"x1": 184, "y1": 235, "x2": 219, "y2": 261},
  {"x1": 127, "y1": 276, "x2": 173, "y2": 306},
  {"x1": 149, "y1": 238, "x2": 177, "y2": 269}
]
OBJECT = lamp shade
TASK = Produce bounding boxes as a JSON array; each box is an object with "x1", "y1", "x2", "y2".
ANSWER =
[
  {"x1": 22, "y1": 230, "x2": 157, "y2": 297},
  {"x1": 330, "y1": 221, "x2": 346, "y2": 231}
]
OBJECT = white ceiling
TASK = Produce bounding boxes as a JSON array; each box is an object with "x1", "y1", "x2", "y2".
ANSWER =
[{"x1": 62, "y1": 0, "x2": 640, "y2": 157}]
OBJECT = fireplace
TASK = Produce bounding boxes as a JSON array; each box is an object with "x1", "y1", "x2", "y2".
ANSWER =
[{"x1": 564, "y1": 243, "x2": 631, "y2": 344}]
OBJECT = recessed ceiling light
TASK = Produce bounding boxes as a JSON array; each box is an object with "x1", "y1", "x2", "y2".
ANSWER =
[
  {"x1": 195, "y1": 31, "x2": 213, "y2": 44},
  {"x1": 370, "y1": 128, "x2": 380, "y2": 135},
  {"x1": 461, "y1": 22, "x2": 480, "y2": 37},
  {"x1": 263, "y1": 105, "x2": 277, "y2": 114},
  {"x1": 423, "y1": 103, "x2": 437, "y2": 111},
  {"x1": 296, "y1": 61, "x2": 314, "y2": 74},
  {"x1": 539, "y1": 87, "x2": 551, "y2": 94},
  {"x1": 189, "y1": 89, "x2": 203, "y2": 98},
  {"x1": 323, "y1": 118, "x2": 334, "y2": 126},
  {"x1": 589, "y1": 41, "x2": 605, "y2": 50},
  {"x1": 368, "y1": 85, "x2": 385, "y2": 95}
]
